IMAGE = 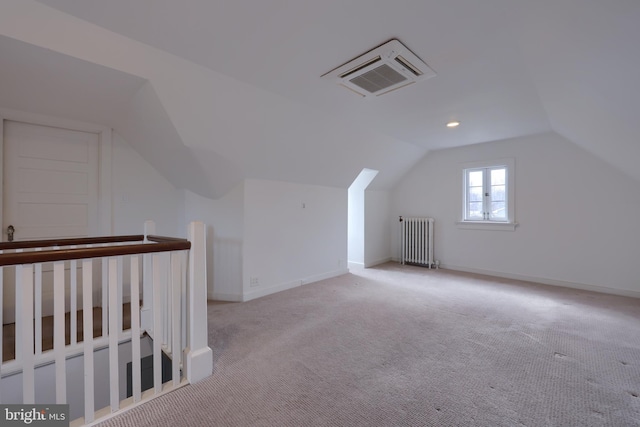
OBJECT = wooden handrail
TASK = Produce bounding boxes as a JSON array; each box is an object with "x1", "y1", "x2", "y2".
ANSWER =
[
  {"x1": 0, "y1": 238, "x2": 190, "y2": 267},
  {"x1": 147, "y1": 235, "x2": 189, "y2": 243},
  {"x1": 0, "y1": 235, "x2": 144, "y2": 251}
]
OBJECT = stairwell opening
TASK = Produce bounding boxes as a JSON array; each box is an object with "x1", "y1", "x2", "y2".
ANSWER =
[{"x1": 347, "y1": 168, "x2": 378, "y2": 269}]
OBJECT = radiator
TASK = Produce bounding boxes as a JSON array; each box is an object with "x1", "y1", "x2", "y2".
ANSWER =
[{"x1": 399, "y1": 216, "x2": 435, "y2": 268}]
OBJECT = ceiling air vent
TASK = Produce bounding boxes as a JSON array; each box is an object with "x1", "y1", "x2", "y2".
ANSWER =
[{"x1": 321, "y1": 39, "x2": 436, "y2": 98}]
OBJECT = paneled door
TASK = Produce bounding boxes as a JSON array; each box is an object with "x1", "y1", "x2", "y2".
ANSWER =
[
  {"x1": 2, "y1": 120, "x2": 100, "y2": 322},
  {"x1": 3, "y1": 120, "x2": 99, "y2": 241}
]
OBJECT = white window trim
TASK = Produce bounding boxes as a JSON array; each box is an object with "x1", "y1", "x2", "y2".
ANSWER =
[
  {"x1": 455, "y1": 220, "x2": 518, "y2": 231},
  {"x1": 457, "y1": 158, "x2": 517, "y2": 231}
]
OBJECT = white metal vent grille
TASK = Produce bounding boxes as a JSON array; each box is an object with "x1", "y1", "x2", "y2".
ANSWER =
[
  {"x1": 349, "y1": 64, "x2": 408, "y2": 93},
  {"x1": 322, "y1": 39, "x2": 435, "y2": 98}
]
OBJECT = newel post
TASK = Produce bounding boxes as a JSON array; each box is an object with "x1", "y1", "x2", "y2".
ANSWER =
[
  {"x1": 140, "y1": 220, "x2": 155, "y2": 332},
  {"x1": 185, "y1": 221, "x2": 213, "y2": 383}
]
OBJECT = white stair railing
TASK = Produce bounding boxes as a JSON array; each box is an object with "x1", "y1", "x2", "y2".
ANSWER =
[{"x1": 0, "y1": 221, "x2": 213, "y2": 426}]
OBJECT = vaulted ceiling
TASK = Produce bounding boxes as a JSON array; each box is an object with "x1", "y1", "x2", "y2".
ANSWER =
[{"x1": 1, "y1": 0, "x2": 639, "y2": 197}]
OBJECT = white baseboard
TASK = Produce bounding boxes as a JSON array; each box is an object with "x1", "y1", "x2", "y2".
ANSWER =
[
  {"x1": 243, "y1": 278, "x2": 302, "y2": 302},
  {"x1": 348, "y1": 261, "x2": 365, "y2": 270},
  {"x1": 208, "y1": 292, "x2": 243, "y2": 302},
  {"x1": 441, "y1": 264, "x2": 640, "y2": 299},
  {"x1": 243, "y1": 268, "x2": 349, "y2": 302},
  {"x1": 364, "y1": 257, "x2": 392, "y2": 268},
  {"x1": 350, "y1": 258, "x2": 392, "y2": 269},
  {"x1": 301, "y1": 268, "x2": 349, "y2": 285}
]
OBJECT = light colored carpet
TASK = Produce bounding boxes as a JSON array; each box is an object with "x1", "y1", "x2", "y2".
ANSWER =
[{"x1": 99, "y1": 263, "x2": 640, "y2": 426}]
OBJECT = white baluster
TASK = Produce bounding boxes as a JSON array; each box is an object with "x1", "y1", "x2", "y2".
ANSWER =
[
  {"x1": 82, "y1": 260, "x2": 95, "y2": 423},
  {"x1": 130, "y1": 255, "x2": 142, "y2": 402},
  {"x1": 141, "y1": 220, "x2": 155, "y2": 332},
  {"x1": 163, "y1": 252, "x2": 169, "y2": 350},
  {"x1": 171, "y1": 251, "x2": 181, "y2": 386},
  {"x1": 102, "y1": 255, "x2": 108, "y2": 337},
  {"x1": 34, "y1": 249, "x2": 42, "y2": 355},
  {"x1": 117, "y1": 256, "x2": 123, "y2": 335},
  {"x1": 152, "y1": 253, "x2": 163, "y2": 393},
  {"x1": 70, "y1": 246, "x2": 78, "y2": 346},
  {"x1": 19, "y1": 264, "x2": 35, "y2": 403},
  {"x1": 108, "y1": 257, "x2": 119, "y2": 412},
  {"x1": 15, "y1": 252, "x2": 22, "y2": 361},
  {"x1": 53, "y1": 261, "x2": 66, "y2": 403}
]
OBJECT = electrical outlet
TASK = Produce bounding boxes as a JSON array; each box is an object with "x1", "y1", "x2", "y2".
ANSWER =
[{"x1": 250, "y1": 277, "x2": 259, "y2": 287}]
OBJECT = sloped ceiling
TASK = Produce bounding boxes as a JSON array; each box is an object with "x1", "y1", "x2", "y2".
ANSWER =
[
  {"x1": 1, "y1": 0, "x2": 639, "y2": 199},
  {"x1": 33, "y1": 0, "x2": 553, "y2": 149},
  {"x1": 516, "y1": 1, "x2": 640, "y2": 183},
  {"x1": 0, "y1": 35, "x2": 145, "y2": 126}
]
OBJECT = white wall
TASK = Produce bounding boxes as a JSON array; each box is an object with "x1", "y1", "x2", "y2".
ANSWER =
[
  {"x1": 243, "y1": 179, "x2": 348, "y2": 301},
  {"x1": 183, "y1": 185, "x2": 244, "y2": 301},
  {"x1": 364, "y1": 189, "x2": 391, "y2": 267},
  {"x1": 110, "y1": 131, "x2": 182, "y2": 306},
  {"x1": 112, "y1": 132, "x2": 180, "y2": 236},
  {"x1": 391, "y1": 131, "x2": 640, "y2": 296}
]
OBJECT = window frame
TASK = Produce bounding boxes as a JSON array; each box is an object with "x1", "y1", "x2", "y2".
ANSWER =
[{"x1": 457, "y1": 158, "x2": 517, "y2": 231}]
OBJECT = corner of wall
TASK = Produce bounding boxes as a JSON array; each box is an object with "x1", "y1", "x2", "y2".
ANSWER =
[
  {"x1": 242, "y1": 179, "x2": 347, "y2": 301},
  {"x1": 390, "y1": 132, "x2": 640, "y2": 295}
]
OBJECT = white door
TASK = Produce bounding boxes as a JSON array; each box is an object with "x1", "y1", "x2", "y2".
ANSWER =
[
  {"x1": 3, "y1": 120, "x2": 99, "y2": 241},
  {"x1": 2, "y1": 120, "x2": 100, "y2": 322}
]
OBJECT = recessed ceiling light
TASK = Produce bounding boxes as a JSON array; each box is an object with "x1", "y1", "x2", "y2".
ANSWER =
[{"x1": 446, "y1": 121, "x2": 460, "y2": 128}]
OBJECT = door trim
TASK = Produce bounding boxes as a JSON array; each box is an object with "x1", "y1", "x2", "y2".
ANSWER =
[{"x1": 0, "y1": 108, "x2": 113, "y2": 239}]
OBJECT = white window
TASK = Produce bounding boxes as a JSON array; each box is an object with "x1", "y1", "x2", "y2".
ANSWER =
[
  {"x1": 459, "y1": 159, "x2": 516, "y2": 230},
  {"x1": 464, "y1": 166, "x2": 507, "y2": 221}
]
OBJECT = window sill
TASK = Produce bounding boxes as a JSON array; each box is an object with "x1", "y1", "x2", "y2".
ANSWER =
[{"x1": 456, "y1": 221, "x2": 518, "y2": 231}]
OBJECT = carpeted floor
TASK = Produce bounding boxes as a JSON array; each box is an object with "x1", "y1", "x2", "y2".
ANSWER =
[{"x1": 99, "y1": 263, "x2": 640, "y2": 426}]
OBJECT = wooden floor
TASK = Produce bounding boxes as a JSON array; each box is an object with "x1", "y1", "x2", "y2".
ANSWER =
[{"x1": 2, "y1": 303, "x2": 133, "y2": 362}]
